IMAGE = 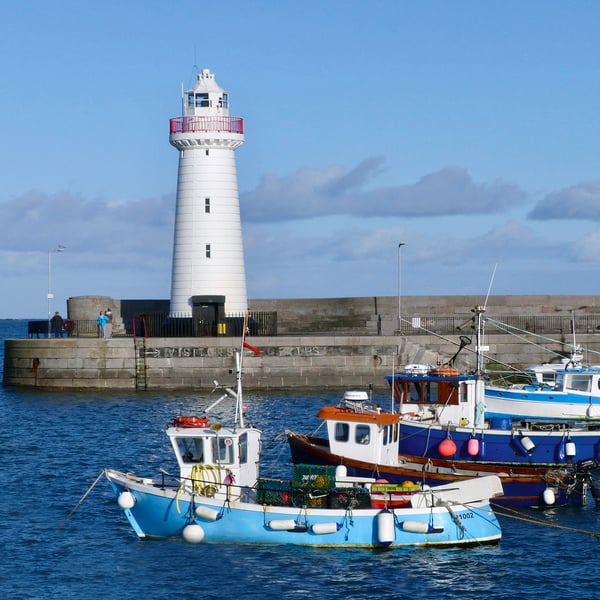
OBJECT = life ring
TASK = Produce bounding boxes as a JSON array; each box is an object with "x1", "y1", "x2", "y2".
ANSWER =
[
  {"x1": 172, "y1": 416, "x2": 210, "y2": 428},
  {"x1": 63, "y1": 319, "x2": 75, "y2": 333}
]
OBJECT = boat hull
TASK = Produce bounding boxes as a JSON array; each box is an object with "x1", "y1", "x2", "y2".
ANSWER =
[
  {"x1": 105, "y1": 469, "x2": 501, "y2": 547},
  {"x1": 287, "y1": 433, "x2": 590, "y2": 508},
  {"x1": 485, "y1": 385, "x2": 600, "y2": 422},
  {"x1": 398, "y1": 419, "x2": 600, "y2": 466}
]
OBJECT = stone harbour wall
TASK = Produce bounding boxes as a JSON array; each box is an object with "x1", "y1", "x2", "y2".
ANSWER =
[{"x1": 5, "y1": 294, "x2": 600, "y2": 390}]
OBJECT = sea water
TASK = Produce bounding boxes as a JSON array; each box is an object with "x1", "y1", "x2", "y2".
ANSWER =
[{"x1": 1, "y1": 319, "x2": 600, "y2": 599}]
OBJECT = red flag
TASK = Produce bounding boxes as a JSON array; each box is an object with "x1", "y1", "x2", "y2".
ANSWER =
[{"x1": 243, "y1": 341, "x2": 261, "y2": 355}]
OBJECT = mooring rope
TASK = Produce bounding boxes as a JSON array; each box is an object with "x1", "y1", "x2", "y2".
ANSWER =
[
  {"x1": 494, "y1": 505, "x2": 600, "y2": 539},
  {"x1": 62, "y1": 469, "x2": 106, "y2": 526}
]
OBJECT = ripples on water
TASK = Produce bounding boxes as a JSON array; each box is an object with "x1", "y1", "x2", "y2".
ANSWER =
[{"x1": 2, "y1": 320, "x2": 600, "y2": 599}]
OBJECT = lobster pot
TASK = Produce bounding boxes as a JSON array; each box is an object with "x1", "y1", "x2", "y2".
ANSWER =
[
  {"x1": 292, "y1": 464, "x2": 336, "y2": 490},
  {"x1": 327, "y1": 487, "x2": 371, "y2": 509},
  {"x1": 291, "y1": 488, "x2": 328, "y2": 508},
  {"x1": 256, "y1": 479, "x2": 292, "y2": 506}
]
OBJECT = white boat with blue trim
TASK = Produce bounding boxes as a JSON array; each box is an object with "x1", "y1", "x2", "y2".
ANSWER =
[
  {"x1": 485, "y1": 359, "x2": 600, "y2": 422},
  {"x1": 104, "y1": 347, "x2": 503, "y2": 548}
]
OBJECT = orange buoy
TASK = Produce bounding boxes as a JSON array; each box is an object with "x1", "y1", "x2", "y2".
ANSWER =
[{"x1": 438, "y1": 438, "x2": 457, "y2": 457}]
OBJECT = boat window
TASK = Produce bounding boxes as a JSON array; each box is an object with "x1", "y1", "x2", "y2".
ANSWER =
[
  {"x1": 408, "y1": 382, "x2": 422, "y2": 402},
  {"x1": 355, "y1": 425, "x2": 370, "y2": 445},
  {"x1": 212, "y1": 437, "x2": 234, "y2": 464},
  {"x1": 429, "y1": 383, "x2": 439, "y2": 403},
  {"x1": 393, "y1": 423, "x2": 399, "y2": 442},
  {"x1": 383, "y1": 425, "x2": 388, "y2": 445},
  {"x1": 334, "y1": 422, "x2": 349, "y2": 442},
  {"x1": 176, "y1": 437, "x2": 204, "y2": 463},
  {"x1": 567, "y1": 375, "x2": 591, "y2": 393},
  {"x1": 239, "y1": 432, "x2": 247, "y2": 464}
]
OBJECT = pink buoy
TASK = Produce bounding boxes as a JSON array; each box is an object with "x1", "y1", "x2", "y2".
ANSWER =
[
  {"x1": 467, "y1": 437, "x2": 480, "y2": 456},
  {"x1": 438, "y1": 438, "x2": 457, "y2": 457}
]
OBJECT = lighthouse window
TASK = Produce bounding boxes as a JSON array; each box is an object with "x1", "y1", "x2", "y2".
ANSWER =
[
  {"x1": 222, "y1": 93, "x2": 229, "y2": 108},
  {"x1": 195, "y1": 93, "x2": 209, "y2": 107},
  {"x1": 187, "y1": 93, "x2": 194, "y2": 107},
  {"x1": 205, "y1": 198, "x2": 210, "y2": 213},
  {"x1": 205, "y1": 244, "x2": 211, "y2": 258}
]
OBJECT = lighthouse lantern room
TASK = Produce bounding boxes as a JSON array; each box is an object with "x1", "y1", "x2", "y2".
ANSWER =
[{"x1": 169, "y1": 68, "x2": 247, "y2": 317}]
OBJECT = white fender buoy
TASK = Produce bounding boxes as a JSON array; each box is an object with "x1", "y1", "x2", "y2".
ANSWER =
[
  {"x1": 377, "y1": 510, "x2": 395, "y2": 545},
  {"x1": 520, "y1": 436, "x2": 535, "y2": 452},
  {"x1": 311, "y1": 522, "x2": 339, "y2": 535},
  {"x1": 467, "y1": 438, "x2": 480, "y2": 456},
  {"x1": 267, "y1": 519, "x2": 297, "y2": 530},
  {"x1": 195, "y1": 506, "x2": 220, "y2": 521},
  {"x1": 117, "y1": 490, "x2": 136, "y2": 509},
  {"x1": 543, "y1": 488, "x2": 556, "y2": 505},
  {"x1": 401, "y1": 520, "x2": 430, "y2": 533},
  {"x1": 335, "y1": 465, "x2": 348, "y2": 480},
  {"x1": 565, "y1": 441, "x2": 576, "y2": 458},
  {"x1": 182, "y1": 523, "x2": 205, "y2": 543}
]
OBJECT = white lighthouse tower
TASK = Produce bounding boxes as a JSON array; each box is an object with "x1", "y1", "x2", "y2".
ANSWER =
[{"x1": 169, "y1": 68, "x2": 247, "y2": 317}]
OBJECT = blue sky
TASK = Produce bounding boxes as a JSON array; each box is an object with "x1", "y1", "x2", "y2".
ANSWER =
[{"x1": 1, "y1": 1, "x2": 600, "y2": 318}]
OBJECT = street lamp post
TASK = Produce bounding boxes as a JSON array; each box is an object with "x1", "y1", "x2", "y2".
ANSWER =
[
  {"x1": 397, "y1": 243, "x2": 405, "y2": 333},
  {"x1": 47, "y1": 244, "x2": 66, "y2": 337}
]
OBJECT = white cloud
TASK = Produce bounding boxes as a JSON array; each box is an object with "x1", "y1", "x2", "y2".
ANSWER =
[
  {"x1": 241, "y1": 160, "x2": 527, "y2": 222},
  {"x1": 529, "y1": 180, "x2": 600, "y2": 220}
]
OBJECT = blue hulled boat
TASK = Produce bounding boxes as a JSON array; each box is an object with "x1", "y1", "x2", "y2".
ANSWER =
[
  {"x1": 287, "y1": 391, "x2": 593, "y2": 507},
  {"x1": 105, "y1": 349, "x2": 503, "y2": 548}
]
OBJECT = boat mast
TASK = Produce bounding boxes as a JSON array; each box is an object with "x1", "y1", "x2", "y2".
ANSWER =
[
  {"x1": 474, "y1": 305, "x2": 485, "y2": 376},
  {"x1": 235, "y1": 312, "x2": 250, "y2": 429}
]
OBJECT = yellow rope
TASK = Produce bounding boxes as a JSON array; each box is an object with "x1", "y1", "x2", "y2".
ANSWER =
[
  {"x1": 175, "y1": 464, "x2": 223, "y2": 514},
  {"x1": 494, "y1": 505, "x2": 600, "y2": 539}
]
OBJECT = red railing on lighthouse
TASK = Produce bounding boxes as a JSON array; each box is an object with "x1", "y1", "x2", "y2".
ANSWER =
[{"x1": 169, "y1": 116, "x2": 244, "y2": 135}]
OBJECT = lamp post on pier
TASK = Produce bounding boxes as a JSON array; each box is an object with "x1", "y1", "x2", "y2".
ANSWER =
[
  {"x1": 397, "y1": 243, "x2": 405, "y2": 333},
  {"x1": 47, "y1": 244, "x2": 66, "y2": 337}
]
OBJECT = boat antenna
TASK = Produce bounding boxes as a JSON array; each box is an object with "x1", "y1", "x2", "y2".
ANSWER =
[{"x1": 483, "y1": 263, "x2": 497, "y2": 310}]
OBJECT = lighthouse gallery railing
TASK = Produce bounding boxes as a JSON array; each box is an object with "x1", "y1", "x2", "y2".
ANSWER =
[{"x1": 169, "y1": 116, "x2": 244, "y2": 135}]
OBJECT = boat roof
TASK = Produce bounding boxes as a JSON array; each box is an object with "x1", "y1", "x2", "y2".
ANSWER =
[{"x1": 316, "y1": 405, "x2": 402, "y2": 425}]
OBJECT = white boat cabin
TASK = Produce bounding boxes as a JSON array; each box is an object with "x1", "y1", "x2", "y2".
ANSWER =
[
  {"x1": 317, "y1": 391, "x2": 402, "y2": 466},
  {"x1": 166, "y1": 416, "x2": 261, "y2": 501}
]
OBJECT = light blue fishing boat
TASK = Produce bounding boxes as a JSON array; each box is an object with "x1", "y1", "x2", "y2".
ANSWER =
[{"x1": 105, "y1": 345, "x2": 503, "y2": 548}]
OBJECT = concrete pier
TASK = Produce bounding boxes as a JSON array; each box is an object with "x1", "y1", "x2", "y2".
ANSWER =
[{"x1": 4, "y1": 294, "x2": 600, "y2": 390}]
